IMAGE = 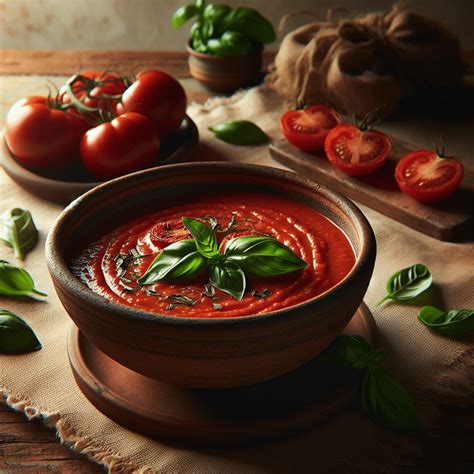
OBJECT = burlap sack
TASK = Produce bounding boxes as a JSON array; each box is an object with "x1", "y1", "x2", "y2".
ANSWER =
[{"x1": 269, "y1": 3, "x2": 465, "y2": 117}]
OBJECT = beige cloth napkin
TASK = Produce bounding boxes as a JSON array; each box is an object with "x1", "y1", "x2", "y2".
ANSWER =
[{"x1": 1, "y1": 83, "x2": 473, "y2": 473}]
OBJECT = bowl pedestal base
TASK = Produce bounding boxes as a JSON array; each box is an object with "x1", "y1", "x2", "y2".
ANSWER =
[{"x1": 68, "y1": 303, "x2": 377, "y2": 447}]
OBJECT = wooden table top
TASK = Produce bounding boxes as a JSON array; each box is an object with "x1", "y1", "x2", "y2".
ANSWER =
[{"x1": 1, "y1": 49, "x2": 473, "y2": 473}]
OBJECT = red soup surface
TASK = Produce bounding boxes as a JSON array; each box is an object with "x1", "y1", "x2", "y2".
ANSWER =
[{"x1": 71, "y1": 191, "x2": 355, "y2": 318}]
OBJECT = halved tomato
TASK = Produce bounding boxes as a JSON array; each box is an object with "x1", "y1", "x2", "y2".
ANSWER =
[
  {"x1": 280, "y1": 105, "x2": 341, "y2": 152},
  {"x1": 324, "y1": 124, "x2": 392, "y2": 176},
  {"x1": 395, "y1": 150, "x2": 464, "y2": 203}
]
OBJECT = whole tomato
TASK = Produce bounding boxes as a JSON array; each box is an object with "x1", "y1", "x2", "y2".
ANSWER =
[
  {"x1": 116, "y1": 70, "x2": 187, "y2": 136},
  {"x1": 61, "y1": 71, "x2": 128, "y2": 110},
  {"x1": 5, "y1": 96, "x2": 88, "y2": 169},
  {"x1": 80, "y1": 112, "x2": 160, "y2": 181}
]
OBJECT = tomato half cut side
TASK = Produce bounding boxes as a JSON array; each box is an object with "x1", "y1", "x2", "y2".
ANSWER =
[
  {"x1": 324, "y1": 124, "x2": 392, "y2": 176},
  {"x1": 395, "y1": 150, "x2": 464, "y2": 203},
  {"x1": 280, "y1": 105, "x2": 341, "y2": 152}
]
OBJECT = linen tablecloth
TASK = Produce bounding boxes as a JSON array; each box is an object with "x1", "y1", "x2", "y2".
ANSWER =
[{"x1": 1, "y1": 81, "x2": 473, "y2": 473}]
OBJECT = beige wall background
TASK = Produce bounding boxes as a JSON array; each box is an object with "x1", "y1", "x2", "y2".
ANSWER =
[{"x1": 1, "y1": 0, "x2": 473, "y2": 51}]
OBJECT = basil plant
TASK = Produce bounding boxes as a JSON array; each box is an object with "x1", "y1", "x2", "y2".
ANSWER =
[{"x1": 172, "y1": 1, "x2": 275, "y2": 56}]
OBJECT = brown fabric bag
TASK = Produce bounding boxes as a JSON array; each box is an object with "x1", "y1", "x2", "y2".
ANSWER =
[{"x1": 269, "y1": 3, "x2": 465, "y2": 117}]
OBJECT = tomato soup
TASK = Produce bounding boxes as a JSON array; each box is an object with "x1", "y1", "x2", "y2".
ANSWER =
[{"x1": 71, "y1": 191, "x2": 355, "y2": 318}]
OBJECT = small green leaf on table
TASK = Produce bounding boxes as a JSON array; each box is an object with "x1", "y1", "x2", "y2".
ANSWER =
[
  {"x1": 378, "y1": 263, "x2": 432, "y2": 306},
  {"x1": 1, "y1": 208, "x2": 38, "y2": 260},
  {"x1": 0, "y1": 308, "x2": 42, "y2": 354},
  {"x1": 418, "y1": 306, "x2": 474, "y2": 337},
  {"x1": 323, "y1": 335, "x2": 418, "y2": 435},
  {"x1": 209, "y1": 120, "x2": 268, "y2": 145},
  {"x1": 0, "y1": 260, "x2": 47, "y2": 299}
]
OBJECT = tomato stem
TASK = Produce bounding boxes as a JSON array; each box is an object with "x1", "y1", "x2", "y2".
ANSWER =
[
  {"x1": 357, "y1": 109, "x2": 380, "y2": 132},
  {"x1": 63, "y1": 84, "x2": 100, "y2": 114}
]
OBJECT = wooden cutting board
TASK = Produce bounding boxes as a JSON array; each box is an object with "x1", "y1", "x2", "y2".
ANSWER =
[{"x1": 269, "y1": 139, "x2": 473, "y2": 242}]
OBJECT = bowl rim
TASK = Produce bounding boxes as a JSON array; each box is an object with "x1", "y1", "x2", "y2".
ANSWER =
[{"x1": 46, "y1": 161, "x2": 376, "y2": 328}]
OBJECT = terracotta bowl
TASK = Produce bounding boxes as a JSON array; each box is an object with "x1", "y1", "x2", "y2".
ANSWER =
[
  {"x1": 187, "y1": 43, "x2": 263, "y2": 92},
  {"x1": 1, "y1": 115, "x2": 199, "y2": 204},
  {"x1": 46, "y1": 162, "x2": 376, "y2": 388}
]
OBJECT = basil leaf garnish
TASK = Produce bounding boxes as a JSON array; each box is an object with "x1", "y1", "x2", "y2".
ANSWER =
[
  {"x1": 361, "y1": 367, "x2": 418, "y2": 435},
  {"x1": 0, "y1": 260, "x2": 47, "y2": 298},
  {"x1": 0, "y1": 308, "x2": 42, "y2": 354},
  {"x1": 225, "y1": 236, "x2": 307, "y2": 276},
  {"x1": 209, "y1": 120, "x2": 268, "y2": 146},
  {"x1": 378, "y1": 263, "x2": 432, "y2": 306},
  {"x1": 171, "y1": 4, "x2": 199, "y2": 29},
  {"x1": 138, "y1": 240, "x2": 207, "y2": 285},
  {"x1": 1, "y1": 208, "x2": 38, "y2": 260},
  {"x1": 139, "y1": 216, "x2": 307, "y2": 300},
  {"x1": 209, "y1": 260, "x2": 246, "y2": 300},
  {"x1": 182, "y1": 217, "x2": 219, "y2": 258},
  {"x1": 322, "y1": 335, "x2": 418, "y2": 435},
  {"x1": 418, "y1": 306, "x2": 474, "y2": 337}
]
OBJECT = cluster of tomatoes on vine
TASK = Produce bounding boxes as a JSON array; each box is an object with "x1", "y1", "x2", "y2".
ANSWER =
[
  {"x1": 280, "y1": 105, "x2": 464, "y2": 203},
  {"x1": 5, "y1": 69, "x2": 187, "y2": 181}
]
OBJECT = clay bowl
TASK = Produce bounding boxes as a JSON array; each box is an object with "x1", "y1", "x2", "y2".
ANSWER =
[
  {"x1": 187, "y1": 43, "x2": 263, "y2": 92},
  {"x1": 1, "y1": 115, "x2": 199, "y2": 204},
  {"x1": 46, "y1": 162, "x2": 376, "y2": 389}
]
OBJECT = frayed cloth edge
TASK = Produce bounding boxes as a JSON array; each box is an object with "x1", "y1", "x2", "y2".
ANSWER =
[{"x1": 1, "y1": 388, "x2": 155, "y2": 474}]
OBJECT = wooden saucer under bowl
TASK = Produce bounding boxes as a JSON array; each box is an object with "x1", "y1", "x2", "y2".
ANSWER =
[
  {"x1": 68, "y1": 303, "x2": 377, "y2": 447},
  {"x1": 1, "y1": 115, "x2": 199, "y2": 204}
]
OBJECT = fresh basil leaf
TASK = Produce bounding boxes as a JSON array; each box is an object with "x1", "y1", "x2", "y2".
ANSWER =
[
  {"x1": 1, "y1": 208, "x2": 38, "y2": 260},
  {"x1": 209, "y1": 260, "x2": 245, "y2": 300},
  {"x1": 0, "y1": 308, "x2": 42, "y2": 354},
  {"x1": 138, "y1": 240, "x2": 207, "y2": 285},
  {"x1": 218, "y1": 7, "x2": 275, "y2": 44},
  {"x1": 207, "y1": 31, "x2": 254, "y2": 57},
  {"x1": 171, "y1": 4, "x2": 199, "y2": 29},
  {"x1": 378, "y1": 263, "x2": 432, "y2": 306},
  {"x1": 208, "y1": 120, "x2": 268, "y2": 146},
  {"x1": 361, "y1": 367, "x2": 418, "y2": 435},
  {"x1": 204, "y1": 4, "x2": 231, "y2": 24},
  {"x1": 224, "y1": 236, "x2": 307, "y2": 276},
  {"x1": 0, "y1": 260, "x2": 47, "y2": 298},
  {"x1": 182, "y1": 217, "x2": 219, "y2": 258},
  {"x1": 322, "y1": 335, "x2": 385, "y2": 368},
  {"x1": 418, "y1": 306, "x2": 474, "y2": 337}
]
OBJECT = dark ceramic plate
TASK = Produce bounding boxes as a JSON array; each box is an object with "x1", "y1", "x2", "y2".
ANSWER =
[{"x1": 1, "y1": 115, "x2": 199, "y2": 204}]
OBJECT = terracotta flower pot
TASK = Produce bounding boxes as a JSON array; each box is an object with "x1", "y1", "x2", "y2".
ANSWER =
[
  {"x1": 186, "y1": 43, "x2": 263, "y2": 92},
  {"x1": 46, "y1": 162, "x2": 376, "y2": 388}
]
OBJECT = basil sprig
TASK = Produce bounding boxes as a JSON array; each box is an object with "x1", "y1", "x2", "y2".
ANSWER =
[
  {"x1": 0, "y1": 260, "x2": 47, "y2": 299},
  {"x1": 0, "y1": 308, "x2": 42, "y2": 354},
  {"x1": 378, "y1": 263, "x2": 432, "y2": 306},
  {"x1": 139, "y1": 217, "x2": 307, "y2": 300},
  {"x1": 1, "y1": 208, "x2": 38, "y2": 260},
  {"x1": 209, "y1": 120, "x2": 268, "y2": 146},
  {"x1": 324, "y1": 335, "x2": 418, "y2": 435},
  {"x1": 418, "y1": 306, "x2": 474, "y2": 337}
]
